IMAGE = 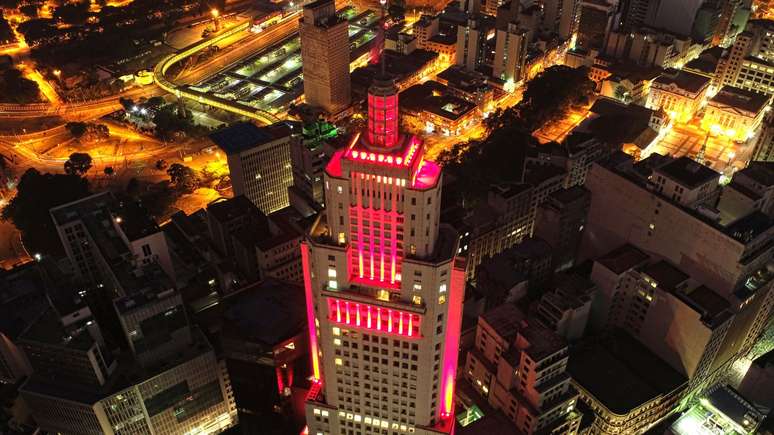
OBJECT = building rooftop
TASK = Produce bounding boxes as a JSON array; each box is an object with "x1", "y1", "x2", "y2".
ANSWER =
[
  {"x1": 706, "y1": 385, "x2": 766, "y2": 429},
  {"x1": 722, "y1": 210, "x2": 773, "y2": 243},
  {"x1": 198, "y1": 278, "x2": 306, "y2": 348},
  {"x1": 547, "y1": 185, "x2": 591, "y2": 205},
  {"x1": 400, "y1": 81, "x2": 478, "y2": 121},
  {"x1": 480, "y1": 303, "x2": 526, "y2": 342},
  {"x1": 206, "y1": 195, "x2": 266, "y2": 224},
  {"x1": 653, "y1": 69, "x2": 711, "y2": 94},
  {"x1": 519, "y1": 323, "x2": 567, "y2": 362},
  {"x1": 20, "y1": 307, "x2": 96, "y2": 352},
  {"x1": 642, "y1": 260, "x2": 689, "y2": 291},
  {"x1": 209, "y1": 121, "x2": 292, "y2": 155},
  {"x1": 569, "y1": 330, "x2": 687, "y2": 415},
  {"x1": 656, "y1": 156, "x2": 720, "y2": 189},
  {"x1": 682, "y1": 285, "x2": 731, "y2": 326},
  {"x1": 596, "y1": 244, "x2": 649, "y2": 275},
  {"x1": 709, "y1": 86, "x2": 771, "y2": 115},
  {"x1": 737, "y1": 161, "x2": 774, "y2": 188},
  {"x1": 0, "y1": 264, "x2": 50, "y2": 341}
]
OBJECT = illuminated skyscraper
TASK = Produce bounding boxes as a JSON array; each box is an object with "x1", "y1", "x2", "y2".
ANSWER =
[{"x1": 302, "y1": 74, "x2": 466, "y2": 434}]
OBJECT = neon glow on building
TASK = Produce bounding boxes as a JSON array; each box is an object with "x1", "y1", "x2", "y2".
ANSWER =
[{"x1": 301, "y1": 72, "x2": 465, "y2": 435}]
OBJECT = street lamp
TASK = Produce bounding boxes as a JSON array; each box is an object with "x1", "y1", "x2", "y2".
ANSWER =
[{"x1": 211, "y1": 8, "x2": 221, "y2": 31}]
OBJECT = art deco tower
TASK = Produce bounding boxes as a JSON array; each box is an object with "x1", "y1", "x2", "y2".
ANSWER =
[{"x1": 302, "y1": 74, "x2": 466, "y2": 435}]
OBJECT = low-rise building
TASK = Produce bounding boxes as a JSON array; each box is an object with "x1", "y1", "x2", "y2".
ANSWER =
[
  {"x1": 702, "y1": 85, "x2": 771, "y2": 142},
  {"x1": 533, "y1": 186, "x2": 591, "y2": 270},
  {"x1": 718, "y1": 161, "x2": 774, "y2": 223},
  {"x1": 400, "y1": 81, "x2": 480, "y2": 136},
  {"x1": 435, "y1": 66, "x2": 494, "y2": 111},
  {"x1": 534, "y1": 273, "x2": 595, "y2": 341},
  {"x1": 464, "y1": 304, "x2": 581, "y2": 435},
  {"x1": 647, "y1": 68, "x2": 712, "y2": 123},
  {"x1": 569, "y1": 330, "x2": 687, "y2": 435}
]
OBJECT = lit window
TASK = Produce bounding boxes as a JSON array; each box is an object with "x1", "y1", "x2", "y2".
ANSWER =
[
  {"x1": 413, "y1": 283, "x2": 422, "y2": 291},
  {"x1": 337, "y1": 186, "x2": 343, "y2": 194},
  {"x1": 335, "y1": 358, "x2": 343, "y2": 366},
  {"x1": 334, "y1": 338, "x2": 342, "y2": 346},
  {"x1": 377, "y1": 289, "x2": 390, "y2": 301},
  {"x1": 439, "y1": 284, "x2": 447, "y2": 293},
  {"x1": 365, "y1": 417, "x2": 372, "y2": 424},
  {"x1": 439, "y1": 294, "x2": 447, "y2": 305},
  {"x1": 333, "y1": 327, "x2": 341, "y2": 336},
  {"x1": 412, "y1": 295, "x2": 423, "y2": 305},
  {"x1": 355, "y1": 415, "x2": 362, "y2": 422},
  {"x1": 328, "y1": 268, "x2": 337, "y2": 278},
  {"x1": 322, "y1": 410, "x2": 329, "y2": 417},
  {"x1": 314, "y1": 409, "x2": 321, "y2": 415},
  {"x1": 338, "y1": 232, "x2": 346, "y2": 244},
  {"x1": 329, "y1": 280, "x2": 338, "y2": 289}
]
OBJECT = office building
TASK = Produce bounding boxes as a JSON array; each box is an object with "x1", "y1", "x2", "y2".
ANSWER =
[
  {"x1": 463, "y1": 304, "x2": 581, "y2": 434},
  {"x1": 211, "y1": 121, "x2": 295, "y2": 214},
  {"x1": 299, "y1": 0, "x2": 351, "y2": 115},
  {"x1": 302, "y1": 73, "x2": 466, "y2": 434}
]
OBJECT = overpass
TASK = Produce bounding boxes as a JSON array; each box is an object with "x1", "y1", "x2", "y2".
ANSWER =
[{"x1": 153, "y1": 19, "x2": 283, "y2": 126}]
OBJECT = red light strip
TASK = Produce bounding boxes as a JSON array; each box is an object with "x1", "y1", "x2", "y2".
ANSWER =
[
  {"x1": 439, "y1": 264, "x2": 466, "y2": 421},
  {"x1": 301, "y1": 242, "x2": 321, "y2": 381},
  {"x1": 327, "y1": 298, "x2": 421, "y2": 338}
]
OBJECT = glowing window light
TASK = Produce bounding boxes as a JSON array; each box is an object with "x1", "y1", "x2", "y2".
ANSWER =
[{"x1": 327, "y1": 298, "x2": 421, "y2": 338}]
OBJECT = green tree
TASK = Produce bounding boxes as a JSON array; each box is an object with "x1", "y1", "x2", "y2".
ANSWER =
[
  {"x1": 65, "y1": 121, "x2": 88, "y2": 139},
  {"x1": 104, "y1": 166, "x2": 114, "y2": 176},
  {"x1": 64, "y1": 152, "x2": 92, "y2": 176},
  {"x1": 54, "y1": 1, "x2": 90, "y2": 25},
  {"x1": 166, "y1": 163, "x2": 199, "y2": 192},
  {"x1": 0, "y1": 68, "x2": 40, "y2": 103},
  {"x1": 2, "y1": 169, "x2": 91, "y2": 255}
]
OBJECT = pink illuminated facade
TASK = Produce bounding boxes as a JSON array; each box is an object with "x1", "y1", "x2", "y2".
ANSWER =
[{"x1": 302, "y1": 74, "x2": 465, "y2": 435}]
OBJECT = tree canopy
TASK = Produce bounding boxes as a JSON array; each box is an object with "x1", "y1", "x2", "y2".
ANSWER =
[
  {"x1": 64, "y1": 152, "x2": 93, "y2": 176},
  {"x1": 2, "y1": 169, "x2": 91, "y2": 255},
  {"x1": 0, "y1": 68, "x2": 41, "y2": 104},
  {"x1": 166, "y1": 163, "x2": 200, "y2": 193}
]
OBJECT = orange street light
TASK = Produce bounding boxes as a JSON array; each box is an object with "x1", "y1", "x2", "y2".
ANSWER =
[{"x1": 211, "y1": 8, "x2": 219, "y2": 18}]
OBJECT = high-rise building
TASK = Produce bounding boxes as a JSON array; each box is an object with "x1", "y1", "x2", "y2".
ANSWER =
[
  {"x1": 20, "y1": 280, "x2": 238, "y2": 435},
  {"x1": 50, "y1": 192, "x2": 176, "y2": 293},
  {"x1": 576, "y1": 0, "x2": 616, "y2": 51},
  {"x1": 463, "y1": 304, "x2": 581, "y2": 434},
  {"x1": 211, "y1": 121, "x2": 295, "y2": 215},
  {"x1": 290, "y1": 120, "x2": 339, "y2": 214},
  {"x1": 456, "y1": 17, "x2": 491, "y2": 72},
  {"x1": 617, "y1": 0, "x2": 659, "y2": 32},
  {"x1": 717, "y1": 19, "x2": 774, "y2": 95},
  {"x1": 652, "y1": 0, "x2": 707, "y2": 36},
  {"x1": 302, "y1": 73, "x2": 466, "y2": 434},
  {"x1": 542, "y1": 0, "x2": 580, "y2": 40},
  {"x1": 533, "y1": 186, "x2": 591, "y2": 271},
  {"x1": 493, "y1": 22, "x2": 529, "y2": 83},
  {"x1": 589, "y1": 247, "x2": 735, "y2": 398},
  {"x1": 752, "y1": 111, "x2": 774, "y2": 162},
  {"x1": 580, "y1": 154, "x2": 774, "y2": 402},
  {"x1": 299, "y1": 0, "x2": 351, "y2": 115}
]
